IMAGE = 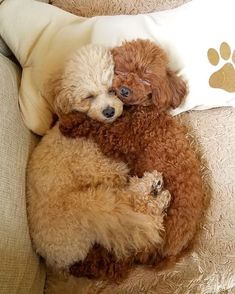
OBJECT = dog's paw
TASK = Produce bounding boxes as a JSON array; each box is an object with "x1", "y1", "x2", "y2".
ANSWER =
[
  {"x1": 130, "y1": 171, "x2": 163, "y2": 196},
  {"x1": 149, "y1": 171, "x2": 164, "y2": 197},
  {"x1": 155, "y1": 190, "x2": 171, "y2": 211}
]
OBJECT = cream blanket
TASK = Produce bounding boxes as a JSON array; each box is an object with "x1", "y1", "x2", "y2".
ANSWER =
[{"x1": 0, "y1": 0, "x2": 235, "y2": 135}]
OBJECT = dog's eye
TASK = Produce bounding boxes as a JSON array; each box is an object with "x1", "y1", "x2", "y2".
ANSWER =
[
  {"x1": 120, "y1": 87, "x2": 132, "y2": 98},
  {"x1": 108, "y1": 88, "x2": 116, "y2": 95},
  {"x1": 85, "y1": 95, "x2": 94, "y2": 100}
]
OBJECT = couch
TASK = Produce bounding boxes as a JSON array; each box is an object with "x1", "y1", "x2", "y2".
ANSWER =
[
  {"x1": 0, "y1": 1, "x2": 234, "y2": 293},
  {"x1": 0, "y1": 37, "x2": 45, "y2": 294}
]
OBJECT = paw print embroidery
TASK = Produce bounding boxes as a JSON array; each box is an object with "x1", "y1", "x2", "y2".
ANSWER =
[{"x1": 207, "y1": 42, "x2": 235, "y2": 93}]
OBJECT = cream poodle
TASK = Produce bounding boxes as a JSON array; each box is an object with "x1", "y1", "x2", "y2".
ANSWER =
[{"x1": 27, "y1": 44, "x2": 171, "y2": 273}]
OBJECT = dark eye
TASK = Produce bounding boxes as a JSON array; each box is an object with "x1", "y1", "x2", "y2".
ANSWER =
[
  {"x1": 108, "y1": 88, "x2": 116, "y2": 95},
  {"x1": 85, "y1": 95, "x2": 94, "y2": 100},
  {"x1": 120, "y1": 87, "x2": 132, "y2": 98}
]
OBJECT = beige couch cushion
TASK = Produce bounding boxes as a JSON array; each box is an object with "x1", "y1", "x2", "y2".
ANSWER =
[
  {"x1": 0, "y1": 53, "x2": 45, "y2": 294},
  {"x1": 0, "y1": 38, "x2": 11, "y2": 56}
]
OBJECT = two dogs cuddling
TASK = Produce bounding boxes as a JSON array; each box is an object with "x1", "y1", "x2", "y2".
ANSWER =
[{"x1": 27, "y1": 40, "x2": 203, "y2": 280}]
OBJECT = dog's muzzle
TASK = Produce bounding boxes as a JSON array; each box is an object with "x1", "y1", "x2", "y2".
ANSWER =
[{"x1": 102, "y1": 106, "x2": 115, "y2": 118}]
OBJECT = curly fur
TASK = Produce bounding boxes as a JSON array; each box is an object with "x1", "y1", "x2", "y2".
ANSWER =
[
  {"x1": 60, "y1": 40, "x2": 203, "y2": 277},
  {"x1": 27, "y1": 44, "x2": 170, "y2": 279},
  {"x1": 112, "y1": 39, "x2": 187, "y2": 111},
  {"x1": 51, "y1": 44, "x2": 123, "y2": 123}
]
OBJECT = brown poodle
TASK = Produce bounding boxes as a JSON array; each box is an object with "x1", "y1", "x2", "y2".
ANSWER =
[
  {"x1": 60, "y1": 40, "x2": 204, "y2": 278},
  {"x1": 27, "y1": 44, "x2": 171, "y2": 281}
]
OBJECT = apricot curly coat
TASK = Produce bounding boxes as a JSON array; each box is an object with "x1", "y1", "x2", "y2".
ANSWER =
[
  {"x1": 27, "y1": 44, "x2": 170, "y2": 280},
  {"x1": 60, "y1": 40, "x2": 204, "y2": 278}
]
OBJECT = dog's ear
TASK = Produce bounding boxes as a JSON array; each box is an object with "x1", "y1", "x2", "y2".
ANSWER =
[
  {"x1": 52, "y1": 71, "x2": 86, "y2": 117},
  {"x1": 54, "y1": 86, "x2": 74, "y2": 118},
  {"x1": 167, "y1": 70, "x2": 187, "y2": 108},
  {"x1": 59, "y1": 112, "x2": 90, "y2": 138},
  {"x1": 151, "y1": 70, "x2": 187, "y2": 112}
]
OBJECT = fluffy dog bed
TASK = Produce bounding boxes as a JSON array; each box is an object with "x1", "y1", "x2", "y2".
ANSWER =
[{"x1": 50, "y1": 0, "x2": 190, "y2": 17}]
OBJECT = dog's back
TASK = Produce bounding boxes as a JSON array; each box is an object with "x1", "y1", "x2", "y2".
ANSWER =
[{"x1": 60, "y1": 106, "x2": 203, "y2": 262}]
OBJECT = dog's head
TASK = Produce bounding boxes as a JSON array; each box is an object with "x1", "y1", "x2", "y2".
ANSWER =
[
  {"x1": 111, "y1": 39, "x2": 187, "y2": 112},
  {"x1": 54, "y1": 44, "x2": 123, "y2": 123}
]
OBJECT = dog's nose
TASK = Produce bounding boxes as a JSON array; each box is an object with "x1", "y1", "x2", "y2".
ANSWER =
[
  {"x1": 102, "y1": 106, "x2": 115, "y2": 118},
  {"x1": 120, "y1": 87, "x2": 131, "y2": 98}
]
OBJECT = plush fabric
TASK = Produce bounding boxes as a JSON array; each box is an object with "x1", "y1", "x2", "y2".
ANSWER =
[
  {"x1": 0, "y1": 53, "x2": 46, "y2": 294},
  {"x1": 51, "y1": 0, "x2": 189, "y2": 17},
  {"x1": 0, "y1": 0, "x2": 235, "y2": 135},
  {"x1": 45, "y1": 107, "x2": 235, "y2": 294}
]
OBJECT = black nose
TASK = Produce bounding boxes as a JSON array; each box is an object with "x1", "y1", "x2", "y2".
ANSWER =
[
  {"x1": 120, "y1": 87, "x2": 131, "y2": 98},
  {"x1": 102, "y1": 106, "x2": 115, "y2": 118}
]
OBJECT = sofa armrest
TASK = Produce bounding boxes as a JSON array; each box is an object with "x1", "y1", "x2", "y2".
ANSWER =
[{"x1": 0, "y1": 53, "x2": 45, "y2": 294}]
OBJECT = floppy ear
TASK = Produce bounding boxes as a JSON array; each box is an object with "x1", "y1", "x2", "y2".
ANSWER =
[
  {"x1": 45, "y1": 70, "x2": 68, "y2": 117},
  {"x1": 54, "y1": 86, "x2": 74, "y2": 117},
  {"x1": 167, "y1": 70, "x2": 187, "y2": 108},
  {"x1": 152, "y1": 70, "x2": 187, "y2": 112},
  {"x1": 59, "y1": 111, "x2": 90, "y2": 138}
]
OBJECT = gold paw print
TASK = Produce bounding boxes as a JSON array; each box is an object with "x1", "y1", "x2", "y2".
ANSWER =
[{"x1": 207, "y1": 42, "x2": 235, "y2": 93}]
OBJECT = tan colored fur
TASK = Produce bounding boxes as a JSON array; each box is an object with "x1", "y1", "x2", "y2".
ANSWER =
[
  {"x1": 27, "y1": 44, "x2": 170, "y2": 271},
  {"x1": 49, "y1": 45, "x2": 123, "y2": 123},
  {"x1": 27, "y1": 124, "x2": 168, "y2": 270}
]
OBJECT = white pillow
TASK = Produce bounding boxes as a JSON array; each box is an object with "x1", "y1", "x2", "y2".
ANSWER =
[{"x1": 0, "y1": 0, "x2": 234, "y2": 135}]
